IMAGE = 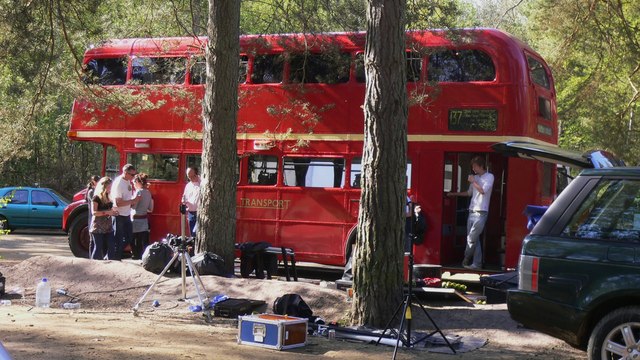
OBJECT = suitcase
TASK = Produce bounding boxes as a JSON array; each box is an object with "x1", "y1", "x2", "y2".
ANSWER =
[
  {"x1": 214, "y1": 298, "x2": 265, "y2": 318},
  {"x1": 238, "y1": 314, "x2": 307, "y2": 350}
]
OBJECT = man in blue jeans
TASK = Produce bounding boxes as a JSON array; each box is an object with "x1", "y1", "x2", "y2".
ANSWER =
[
  {"x1": 111, "y1": 164, "x2": 141, "y2": 260},
  {"x1": 446, "y1": 156, "x2": 494, "y2": 270},
  {"x1": 181, "y1": 167, "x2": 201, "y2": 237}
]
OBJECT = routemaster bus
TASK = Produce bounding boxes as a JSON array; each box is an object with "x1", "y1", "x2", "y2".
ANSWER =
[{"x1": 63, "y1": 28, "x2": 559, "y2": 270}]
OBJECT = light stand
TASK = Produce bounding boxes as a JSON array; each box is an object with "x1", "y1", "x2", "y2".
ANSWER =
[
  {"x1": 376, "y1": 203, "x2": 456, "y2": 359},
  {"x1": 133, "y1": 205, "x2": 210, "y2": 320}
]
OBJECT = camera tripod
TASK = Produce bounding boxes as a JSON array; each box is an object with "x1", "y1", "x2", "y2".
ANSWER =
[
  {"x1": 133, "y1": 209, "x2": 210, "y2": 319},
  {"x1": 376, "y1": 204, "x2": 456, "y2": 359}
]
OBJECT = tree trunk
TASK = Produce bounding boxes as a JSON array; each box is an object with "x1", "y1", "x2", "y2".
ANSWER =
[
  {"x1": 351, "y1": 0, "x2": 408, "y2": 328},
  {"x1": 197, "y1": 0, "x2": 240, "y2": 275}
]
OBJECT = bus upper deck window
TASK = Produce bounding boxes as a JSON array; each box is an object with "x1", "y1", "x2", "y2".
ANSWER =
[
  {"x1": 355, "y1": 52, "x2": 420, "y2": 83},
  {"x1": 427, "y1": 50, "x2": 495, "y2": 82},
  {"x1": 527, "y1": 56, "x2": 550, "y2": 89},
  {"x1": 251, "y1": 55, "x2": 283, "y2": 84},
  {"x1": 189, "y1": 55, "x2": 248, "y2": 85},
  {"x1": 131, "y1": 57, "x2": 186, "y2": 85},
  {"x1": 289, "y1": 52, "x2": 350, "y2": 84},
  {"x1": 83, "y1": 57, "x2": 127, "y2": 85},
  {"x1": 189, "y1": 58, "x2": 206, "y2": 85},
  {"x1": 406, "y1": 52, "x2": 422, "y2": 82},
  {"x1": 355, "y1": 53, "x2": 366, "y2": 83}
]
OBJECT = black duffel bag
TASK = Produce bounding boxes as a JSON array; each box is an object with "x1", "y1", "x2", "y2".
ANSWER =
[
  {"x1": 273, "y1": 293, "x2": 313, "y2": 318},
  {"x1": 193, "y1": 252, "x2": 227, "y2": 276},
  {"x1": 141, "y1": 241, "x2": 174, "y2": 274}
]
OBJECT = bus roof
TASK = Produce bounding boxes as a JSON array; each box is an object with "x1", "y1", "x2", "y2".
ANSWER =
[{"x1": 84, "y1": 28, "x2": 539, "y2": 58}]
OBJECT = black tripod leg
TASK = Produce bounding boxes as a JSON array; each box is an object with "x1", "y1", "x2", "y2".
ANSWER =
[
  {"x1": 413, "y1": 297, "x2": 456, "y2": 354},
  {"x1": 376, "y1": 298, "x2": 405, "y2": 345},
  {"x1": 392, "y1": 297, "x2": 410, "y2": 360}
]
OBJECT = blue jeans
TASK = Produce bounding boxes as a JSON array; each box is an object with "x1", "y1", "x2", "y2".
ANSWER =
[
  {"x1": 91, "y1": 232, "x2": 113, "y2": 260},
  {"x1": 187, "y1": 211, "x2": 197, "y2": 237},
  {"x1": 113, "y1": 215, "x2": 133, "y2": 260},
  {"x1": 464, "y1": 211, "x2": 488, "y2": 267}
]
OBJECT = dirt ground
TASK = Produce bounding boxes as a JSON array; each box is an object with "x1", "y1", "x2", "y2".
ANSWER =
[{"x1": 0, "y1": 253, "x2": 587, "y2": 360}]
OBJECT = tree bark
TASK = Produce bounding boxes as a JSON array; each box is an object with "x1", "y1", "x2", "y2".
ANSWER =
[
  {"x1": 351, "y1": 0, "x2": 408, "y2": 328},
  {"x1": 197, "y1": 0, "x2": 240, "y2": 274}
]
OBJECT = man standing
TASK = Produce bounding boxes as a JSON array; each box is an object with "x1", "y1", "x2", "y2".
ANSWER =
[
  {"x1": 447, "y1": 156, "x2": 494, "y2": 270},
  {"x1": 182, "y1": 167, "x2": 201, "y2": 237},
  {"x1": 111, "y1": 164, "x2": 141, "y2": 260}
]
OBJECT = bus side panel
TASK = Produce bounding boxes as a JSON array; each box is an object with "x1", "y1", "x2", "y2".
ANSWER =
[
  {"x1": 277, "y1": 188, "x2": 352, "y2": 266},
  {"x1": 413, "y1": 150, "x2": 444, "y2": 265},
  {"x1": 236, "y1": 187, "x2": 279, "y2": 245},
  {"x1": 503, "y1": 157, "x2": 542, "y2": 268}
]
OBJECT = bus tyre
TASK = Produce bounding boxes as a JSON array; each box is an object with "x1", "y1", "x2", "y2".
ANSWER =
[
  {"x1": 587, "y1": 306, "x2": 640, "y2": 360},
  {"x1": 68, "y1": 213, "x2": 90, "y2": 258}
]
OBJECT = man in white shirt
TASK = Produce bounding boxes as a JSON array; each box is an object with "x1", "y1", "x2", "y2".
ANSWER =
[
  {"x1": 110, "y1": 164, "x2": 141, "y2": 260},
  {"x1": 182, "y1": 167, "x2": 201, "y2": 237},
  {"x1": 447, "y1": 156, "x2": 494, "y2": 270}
]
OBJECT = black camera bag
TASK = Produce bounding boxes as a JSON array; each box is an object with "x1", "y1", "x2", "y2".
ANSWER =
[
  {"x1": 273, "y1": 293, "x2": 313, "y2": 318},
  {"x1": 141, "y1": 241, "x2": 173, "y2": 274},
  {"x1": 194, "y1": 252, "x2": 226, "y2": 276}
]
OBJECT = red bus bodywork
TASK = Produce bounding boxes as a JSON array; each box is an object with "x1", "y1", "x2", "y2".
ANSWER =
[{"x1": 64, "y1": 29, "x2": 557, "y2": 269}]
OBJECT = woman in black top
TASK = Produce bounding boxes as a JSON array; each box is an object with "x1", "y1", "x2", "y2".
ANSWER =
[{"x1": 90, "y1": 177, "x2": 118, "y2": 260}]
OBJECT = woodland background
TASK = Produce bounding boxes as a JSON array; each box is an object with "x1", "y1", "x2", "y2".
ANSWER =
[{"x1": 1, "y1": 0, "x2": 638, "y2": 197}]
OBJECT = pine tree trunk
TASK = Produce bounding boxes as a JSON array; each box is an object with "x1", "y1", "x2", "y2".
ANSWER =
[
  {"x1": 197, "y1": 0, "x2": 240, "y2": 274},
  {"x1": 351, "y1": 0, "x2": 407, "y2": 328}
]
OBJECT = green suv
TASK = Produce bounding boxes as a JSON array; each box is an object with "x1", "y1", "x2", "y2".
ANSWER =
[{"x1": 507, "y1": 167, "x2": 640, "y2": 360}]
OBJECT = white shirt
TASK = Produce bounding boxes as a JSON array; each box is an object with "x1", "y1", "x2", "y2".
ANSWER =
[
  {"x1": 467, "y1": 172, "x2": 494, "y2": 212},
  {"x1": 182, "y1": 179, "x2": 201, "y2": 212},
  {"x1": 111, "y1": 174, "x2": 134, "y2": 216}
]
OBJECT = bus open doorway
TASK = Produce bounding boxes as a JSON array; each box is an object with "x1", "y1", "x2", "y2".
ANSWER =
[{"x1": 440, "y1": 152, "x2": 506, "y2": 271}]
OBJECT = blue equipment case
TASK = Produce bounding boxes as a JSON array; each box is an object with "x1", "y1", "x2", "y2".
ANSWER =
[{"x1": 238, "y1": 314, "x2": 307, "y2": 350}]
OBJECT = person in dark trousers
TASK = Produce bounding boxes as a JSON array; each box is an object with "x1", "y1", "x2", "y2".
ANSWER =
[
  {"x1": 446, "y1": 156, "x2": 494, "y2": 270},
  {"x1": 90, "y1": 177, "x2": 118, "y2": 260},
  {"x1": 85, "y1": 175, "x2": 100, "y2": 257},
  {"x1": 110, "y1": 164, "x2": 141, "y2": 260},
  {"x1": 181, "y1": 167, "x2": 201, "y2": 237},
  {"x1": 131, "y1": 173, "x2": 154, "y2": 259}
]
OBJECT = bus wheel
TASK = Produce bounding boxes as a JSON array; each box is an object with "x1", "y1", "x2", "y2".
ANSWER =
[{"x1": 68, "y1": 213, "x2": 90, "y2": 258}]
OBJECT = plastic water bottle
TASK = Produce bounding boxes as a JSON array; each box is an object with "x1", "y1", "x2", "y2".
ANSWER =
[
  {"x1": 0, "y1": 300, "x2": 11, "y2": 306},
  {"x1": 35, "y1": 278, "x2": 51, "y2": 308},
  {"x1": 62, "y1": 302, "x2": 81, "y2": 309}
]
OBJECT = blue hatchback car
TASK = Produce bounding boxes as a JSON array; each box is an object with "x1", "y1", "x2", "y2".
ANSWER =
[{"x1": 0, "y1": 187, "x2": 69, "y2": 231}]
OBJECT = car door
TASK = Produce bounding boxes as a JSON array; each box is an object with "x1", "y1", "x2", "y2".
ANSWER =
[
  {"x1": 30, "y1": 190, "x2": 62, "y2": 228},
  {"x1": 2, "y1": 189, "x2": 30, "y2": 227}
]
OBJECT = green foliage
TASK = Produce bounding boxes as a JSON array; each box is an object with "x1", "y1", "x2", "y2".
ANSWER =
[{"x1": 524, "y1": 0, "x2": 640, "y2": 164}]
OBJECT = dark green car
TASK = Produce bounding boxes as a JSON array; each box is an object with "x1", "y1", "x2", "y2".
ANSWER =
[{"x1": 507, "y1": 167, "x2": 640, "y2": 360}]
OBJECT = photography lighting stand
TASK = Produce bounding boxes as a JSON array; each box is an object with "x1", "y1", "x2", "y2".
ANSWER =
[
  {"x1": 133, "y1": 207, "x2": 210, "y2": 319},
  {"x1": 376, "y1": 204, "x2": 456, "y2": 359}
]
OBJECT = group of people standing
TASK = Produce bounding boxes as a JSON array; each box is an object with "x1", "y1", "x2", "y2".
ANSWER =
[{"x1": 86, "y1": 164, "x2": 154, "y2": 261}]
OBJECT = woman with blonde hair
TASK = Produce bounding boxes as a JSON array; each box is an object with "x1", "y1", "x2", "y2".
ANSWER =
[
  {"x1": 90, "y1": 177, "x2": 118, "y2": 260},
  {"x1": 131, "y1": 173, "x2": 154, "y2": 259}
]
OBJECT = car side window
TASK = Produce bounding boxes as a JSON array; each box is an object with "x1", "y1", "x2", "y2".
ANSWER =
[
  {"x1": 32, "y1": 191, "x2": 57, "y2": 206},
  {"x1": 562, "y1": 179, "x2": 640, "y2": 242},
  {"x1": 8, "y1": 190, "x2": 28, "y2": 204}
]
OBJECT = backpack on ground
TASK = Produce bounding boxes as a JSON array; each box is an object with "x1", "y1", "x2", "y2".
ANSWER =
[
  {"x1": 273, "y1": 293, "x2": 313, "y2": 318},
  {"x1": 141, "y1": 241, "x2": 174, "y2": 274},
  {"x1": 193, "y1": 252, "x2": 227, "y2": 276}
]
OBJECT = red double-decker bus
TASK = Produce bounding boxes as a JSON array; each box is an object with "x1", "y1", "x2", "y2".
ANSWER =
[{"x1": 63, "y1": 29, "x2": 558, "y2": 270}]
